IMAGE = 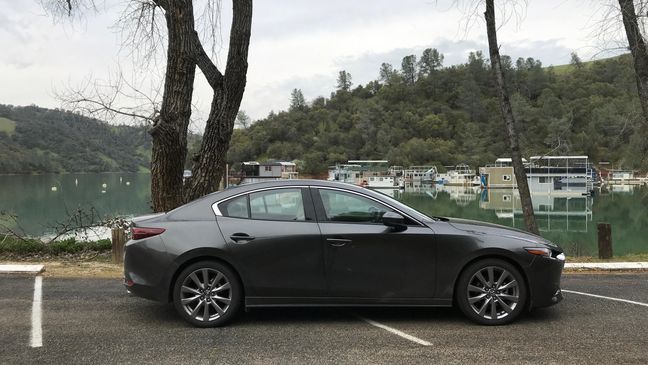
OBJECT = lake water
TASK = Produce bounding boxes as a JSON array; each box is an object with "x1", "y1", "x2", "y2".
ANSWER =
[
  {"x1": 0, "y1": 173, "x2": 151, "y2": 238},
  {"x1": 0, "y1": 173, "x2": 646, "y2": 256}
]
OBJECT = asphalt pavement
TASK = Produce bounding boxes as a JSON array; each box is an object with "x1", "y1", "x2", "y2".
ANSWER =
[{"x1": 1, "y1": 273, "x2": 647, "y2": 364}]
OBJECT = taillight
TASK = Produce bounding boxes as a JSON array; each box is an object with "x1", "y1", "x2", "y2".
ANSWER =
[{"x1": 131, "y1": 227, "x2": 166, "y2": 240}]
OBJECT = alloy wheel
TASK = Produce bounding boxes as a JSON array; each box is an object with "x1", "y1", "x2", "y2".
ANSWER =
[
  {"x1": 180, "y1": 268, "x2": 232, "y2": 322},
  {"x1": 466, "y1": 266, "x2": 519, "y2": 321}
]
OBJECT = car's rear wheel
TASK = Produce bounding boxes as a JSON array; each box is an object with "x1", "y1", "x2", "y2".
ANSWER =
[
  {"x1": 173, "y1": 261, "x2": 242, "y2": 327},
  {"x1": 456, "y1": 258, "x2": 527, "y2": 325}
]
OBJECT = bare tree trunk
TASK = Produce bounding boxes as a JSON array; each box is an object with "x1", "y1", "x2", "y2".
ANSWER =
[
  {"x1": 618, "y1": 0, "x2": 648, "y2": 163},
  {"x1": 150, "y1": 0, "x2": 196, "y2": 212},
  {"x1": 184, "y1": 0, "x2": 252, "y2": 202},
  {"x1": 484, "y1": 0, "x2": 539, "y2": 235}
]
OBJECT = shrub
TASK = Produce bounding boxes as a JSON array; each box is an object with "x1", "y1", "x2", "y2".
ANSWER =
[{"x1": 0, "y1": 236, "x2": 112, "y2": 255}]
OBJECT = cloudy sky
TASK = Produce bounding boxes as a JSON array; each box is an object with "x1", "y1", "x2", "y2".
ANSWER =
[{"x1": 0, "y1": 0, "x2": 627, "y2": 127}]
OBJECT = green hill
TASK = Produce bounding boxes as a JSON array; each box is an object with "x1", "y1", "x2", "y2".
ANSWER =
[
  {"x1": 0, "y1": 105, "x2": 152, "y2": 174},
  {"x1": 228, "y1": 52, "x2": 645, "y2": 173}
]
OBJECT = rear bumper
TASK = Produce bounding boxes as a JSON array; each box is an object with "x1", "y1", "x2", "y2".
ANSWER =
[
  {"x1": 527, "y1": 256, "x2": 565, "y2": 308},
  {"x1": 123, "y1": 236, "x2": 171, "y2": 302},
  {"x1": 123, "y1": 276, "x2": 160, "y2": 301}
]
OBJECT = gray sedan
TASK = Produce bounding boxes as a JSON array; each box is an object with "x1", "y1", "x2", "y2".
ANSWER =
[{"x1": 124, "y1": 180, "x2": 564, "y2": 327}]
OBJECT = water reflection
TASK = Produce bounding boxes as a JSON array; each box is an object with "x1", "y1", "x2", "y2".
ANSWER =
[
  {"x1": 390, "y1": 183, "x2": 648, "y2": 256},
  {"x1": 479, "y1": 189, "x2": 593, "y2": 233}
]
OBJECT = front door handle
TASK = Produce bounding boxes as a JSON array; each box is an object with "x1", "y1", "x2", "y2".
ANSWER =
[
  {"x1": 230, "y1": 233, "x2": 255, "y2": 243},
  {"x1": 326, "y1": 238, "x2": 352, "y2": 247}
]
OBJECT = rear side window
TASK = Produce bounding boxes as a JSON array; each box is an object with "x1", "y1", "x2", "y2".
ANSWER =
[
  {"x1": 249, "y1": 189, "x2": 305, "y2": 221},
  {"x1": 219, "y1": 195, "x2": 249, "y2": 219},
  {"x1": 217, "y1": 188, "x2": 306, "y2": 221}
]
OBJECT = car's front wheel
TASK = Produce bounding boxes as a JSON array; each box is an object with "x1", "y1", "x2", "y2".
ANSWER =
[
  {"x1": 456, "y1": 258, "x2": 527, "y2": 325},
  {"x1": 173, "y1": 261, "x2": 242, "y2": 327}
]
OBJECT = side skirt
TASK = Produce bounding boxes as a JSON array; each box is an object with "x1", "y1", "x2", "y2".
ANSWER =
[{"x1": 245, "y1": 297, "x2": 453, "y2": 307}]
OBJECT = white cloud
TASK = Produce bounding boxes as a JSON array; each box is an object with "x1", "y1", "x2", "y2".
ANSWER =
[{"x1": 0, "y1": 0, "x2": 629, "y2": 126}]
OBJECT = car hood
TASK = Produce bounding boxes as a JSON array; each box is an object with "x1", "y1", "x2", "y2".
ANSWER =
[{"x1": 444, "y1": 217, "x2": 558, "y2": 248}]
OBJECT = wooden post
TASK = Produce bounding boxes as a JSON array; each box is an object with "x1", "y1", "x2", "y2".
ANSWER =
[
  {"x1": 597, "y1": 223, "x2": 613, "y2": 259},
  {"x1": 111, "y1": 228, "x2": 127, "y2": 264}
]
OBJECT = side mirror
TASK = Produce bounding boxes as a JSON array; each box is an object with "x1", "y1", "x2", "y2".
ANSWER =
[{"x1": 382, "y1": 212, "x2": 407, "y2": 231}]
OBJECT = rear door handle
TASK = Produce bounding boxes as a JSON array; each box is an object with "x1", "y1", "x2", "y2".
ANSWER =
[
  {"x1": 230, "y1": 233, "x2": 255, "y2": 243},
  {"x1": 326, "y1": 238, "x2": 351, "y2": 247}
]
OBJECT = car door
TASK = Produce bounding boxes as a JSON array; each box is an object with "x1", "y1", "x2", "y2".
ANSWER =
[
  {"x1": 215, "y1": 187, "x2": 326, "y2": 300},
  {"x1": 313, "y1": 187, "x2": 436, "y2": 300}
]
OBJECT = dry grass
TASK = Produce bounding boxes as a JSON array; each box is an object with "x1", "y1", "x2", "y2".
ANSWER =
[
  {"x1": 567, "y1": 254, "x2": 648, "y2": 263},
  {"x1": 1, "y1": 259, "x2": 122, "y2": 278}
]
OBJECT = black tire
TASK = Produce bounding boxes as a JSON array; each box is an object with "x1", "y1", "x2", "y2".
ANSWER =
[
  {"x1": 173, "y1": 261, "x2": 242, "y2": 327},
  {"x1": 456, "y1": 258, "x2": 527, "y2": 325}
]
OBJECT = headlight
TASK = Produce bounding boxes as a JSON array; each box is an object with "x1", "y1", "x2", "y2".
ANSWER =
[{"x1": 525, "y1": 247, "x2": 552, "y2": 257}]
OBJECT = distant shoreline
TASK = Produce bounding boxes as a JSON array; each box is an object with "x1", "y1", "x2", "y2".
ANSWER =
[{"x1": 0, "y1": 171, "x2": 151, "y2": 176}]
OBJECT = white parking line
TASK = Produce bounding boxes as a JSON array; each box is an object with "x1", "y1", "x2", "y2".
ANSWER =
[
  {"x1": 358, "y1": 316, "x2": 432, "y2": 346},
  {"x1": 563, "y1": 289, "x2": 648, "y2": 308},
  {"x1": 30, "y1": 276, "x2": 43, "y2": 348}
]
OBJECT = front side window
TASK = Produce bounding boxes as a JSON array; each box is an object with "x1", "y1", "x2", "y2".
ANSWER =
[
  {"x1": 249, "y1": 189, "x2": 305, "y2": 221},
  {"x1": 318, "y1": 189, "x2": 393, "y2": 223}
]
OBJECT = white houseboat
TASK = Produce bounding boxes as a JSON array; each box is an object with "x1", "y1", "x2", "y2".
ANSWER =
[
  {"x1": 604, "y1": 169, "x2": 648, "y2": 185},
  {"x1": 404, "y1": 166, "x2": 437, "y2": 184},
  {"x1": 438, "y1": 164, "x2": 480, "y2": 186}
]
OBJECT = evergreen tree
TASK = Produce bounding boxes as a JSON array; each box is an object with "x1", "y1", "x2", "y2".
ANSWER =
[
  {"x1": 336, "y1": 71, "x2": 353, "y2": 92},
  {"x1": 401, "y1": 55, "x2": 418, "y2": 84},
  {"x1": 289, "y1": 89, "x2": 306, "y2": 111},
  {"x1": 418, "y1": 48, "x2": 444, "y2": 77}
]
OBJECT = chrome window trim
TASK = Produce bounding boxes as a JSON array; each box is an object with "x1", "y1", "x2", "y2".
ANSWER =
[
  {"x1": 212, "y1": 186, "x2": 310, "y2": 217},
  {"x1": 212, "y1": 185, "x2": 425, "y2": 227},
  {"x1": 313, "y1": 187, "x2": 425, "y2": 227}
]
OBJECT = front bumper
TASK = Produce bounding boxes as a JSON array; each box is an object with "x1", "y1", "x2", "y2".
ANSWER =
[{"x1": 526, "y1": 255, "x2": 565, "y2": 308}]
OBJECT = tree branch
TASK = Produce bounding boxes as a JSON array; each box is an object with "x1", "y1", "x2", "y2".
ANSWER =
[{"x1": 192, "y1": 30, "x2": 224, "y2": 90}]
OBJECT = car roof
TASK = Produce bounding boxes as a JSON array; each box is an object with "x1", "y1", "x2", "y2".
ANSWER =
[{"x1": 168, "y1": 179, "x2": 432, "y2": 224}]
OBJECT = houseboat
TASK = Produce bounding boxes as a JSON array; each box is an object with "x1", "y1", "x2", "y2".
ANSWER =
[
  {"x1": 328, "y1": 164, "x2": 362, "y2": 184},
  {"x1": 480, "y1": 156, "x2": 595, "y2": 195},
  {"x1": 404, "y1": 166, "x2": 437, "y2": 184},
  {"x1": 345, "y1": 160, "x2": 405, "y2": 188},
  {"x1": 602, "y1": 169, "x2": 648, "y2": 185},
  {"x1": 239, "y1": 161, "x2": 298, "y2": 184},
  {"x1": 438, "y1": 164, "x2": 480, "y2": 186},
  {"x1": 526, "y1": 156, "x2": 593, "y2": 195},
  {"x1": 478, "y1": 158, "x2": 525, "y2": 188}
]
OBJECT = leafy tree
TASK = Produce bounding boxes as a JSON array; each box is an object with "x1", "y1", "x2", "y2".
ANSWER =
[{"x1": 570, "y1": 52, "x2": 583, "y2": 69}]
